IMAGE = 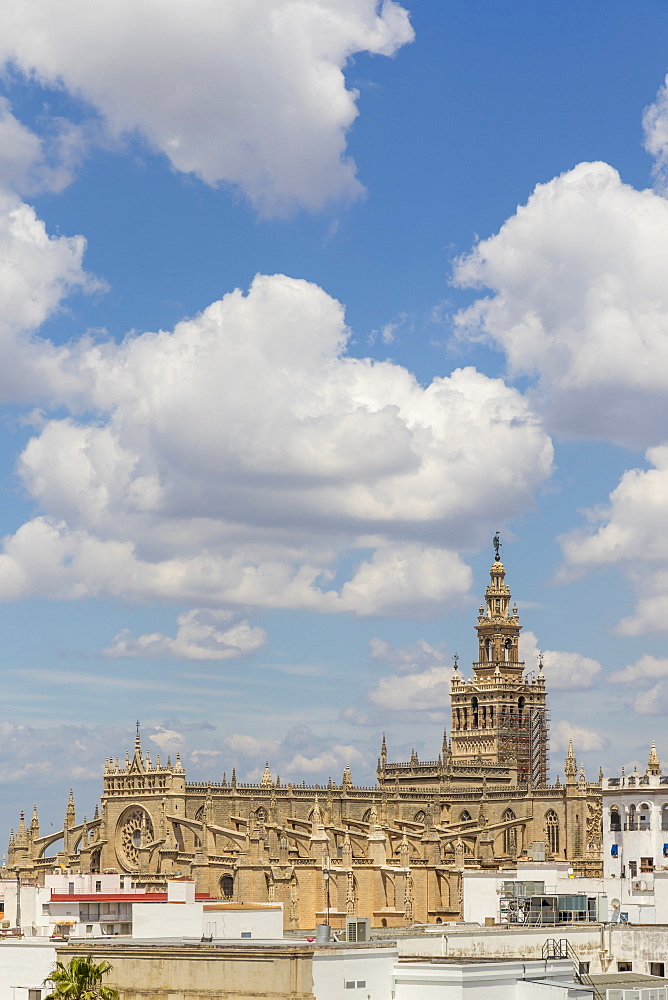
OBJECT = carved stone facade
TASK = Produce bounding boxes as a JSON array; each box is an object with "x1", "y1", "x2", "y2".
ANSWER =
[{"x1": 4, "y1": 551, "x2": 603, "y2": 929}]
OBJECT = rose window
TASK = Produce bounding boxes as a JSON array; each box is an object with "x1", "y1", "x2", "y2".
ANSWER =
[{"x1": 119, "y1": 808, "x2": 154, "y2": 867}]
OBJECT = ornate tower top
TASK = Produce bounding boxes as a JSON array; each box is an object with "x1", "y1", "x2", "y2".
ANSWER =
[
  {"x1": 449, "y1": 538, "x2": 549, "y2": 786},
  {"x1": 472, "y1": 536, "x2": 523, "y2": 679},
  {"x1": 648, "y1": 740, "x2": 662, "y2": 776},
  {"x1": 564, "y1": 739, "x2": 577, "y2": 778}
]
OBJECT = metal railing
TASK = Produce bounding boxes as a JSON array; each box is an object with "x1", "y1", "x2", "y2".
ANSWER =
[{"x1": 542, "y1": 937, "x2": 599, "y2": 997}]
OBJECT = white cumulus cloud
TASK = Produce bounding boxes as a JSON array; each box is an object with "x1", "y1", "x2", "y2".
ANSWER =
[
  {"x1": 643, "y1": 73, "x2": 668, "y2": 193},
  {"x1": 551, "y1": 719, "x2": 607, "y2": 754},
  {"x1": 633, "y1": 681, "x2": 668, "y2": 717},
  {"x1": 519, "y1": 630, "x2": 601, "y2": 690},
  {"x1": 0, "y1": 273, "x2": 553, "y2": 617},
  {"x1": 103, "y1": 609, "x2": 267, "y2": 661},
  {"x1": 0, "y1": 0, "x2": 414, "y2": 215},
  {"x1": 0, "y1": 98, "x2": 88, "y2": 195},
  {"x1": 560, "y1": 447, "x2": 668, "y2": 636},
  {"x1": 0, "y1": 188, "x2": 100, "y2": 403},
  {"x1": 610, "y1": 655, "x2": 668, "y2": 684},
  {"x1": 453, "y1": 161, "x2": 668, "y2": 448},
  {"x1": 343, "y1": 636, "x2": 454, "y2": 724}
]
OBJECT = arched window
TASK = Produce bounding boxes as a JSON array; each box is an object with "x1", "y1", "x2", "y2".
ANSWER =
[
  {"x1": 662, "y1": 805, "x2": 668, "y2": 832},
  {"x1": 362, "y1": 808, "x2": 372, "y2": 823},
  {"x1": 505, "y1": 638, "x2": 512, "y2": 662},
  {"x1": 414, "y1": 810, "x2": 427, "y2": 824},
  {"x1": 460, "y1": 810, "x2": 472, "y2": 823},
  {"x1": 256, "y1": 807, "x2": 266, "y2": 822},
  {"x1": 486, "y1": 638, "x2": 492, "y2": 662},
  {"x1": 472, "y1": 697, "x2": 479, "y2": 729},
  {"x1": 518, "y1": 697, "x2": 525, "y2": 722},
  {"x1": 545, "y1": 810, "x2": 559, "y2": 855},
  {"x1": 220, "y1": 875, "x2": 234, "y2": 899},
  {"x1": 639, "y1": 803, "x2": 651, "y2": 830},
  {"x1": 610, "y1": 807, "x2": 621, "y2": 831},
  {"x1": 503, "y1": 809, "x2": 517, "y2": 856},
  {"x1": 628, "y1": 804, "x2": 637, "y2": 831}
]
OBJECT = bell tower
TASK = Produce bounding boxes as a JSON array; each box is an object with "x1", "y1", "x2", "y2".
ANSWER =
[{"x1": 450, "y1": 535, "x2": 549, "y2": 785}]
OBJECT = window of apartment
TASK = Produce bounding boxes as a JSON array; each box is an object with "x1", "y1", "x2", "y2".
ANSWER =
[
  {"x1": 640, "y1": 857, "x2": 655, "y2": 872},
  {"x1": 579, "y1": 963, "x2": 590, "y2": 975},
  {"x1": 41, "y1": 904, "x2": 50, "y2": 915},
  {"x1": 86, "y1": 925, "x2": 93, "y2": 935},
  {"x1": 628, "y1": 861, "x2": 637, "y2": 878},
  {"x1": 617, "y1": 962, "x2": 633, "y2": 972},
  {"x1": 95, "y1": 881, "x2": 102, "y2": 892},
  {"x1": 651, "y1": 962, "x2": 665, "y2": 977},
  {"x1": 68, "y1": 882, "x2": 74, "y2": 894},
  {"x1": 28, "y1": 991, "x2": 41, "y2": 1000}
]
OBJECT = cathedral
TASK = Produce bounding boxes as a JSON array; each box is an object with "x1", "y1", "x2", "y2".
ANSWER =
[{"x1": 4, "y1": 546, "x2": 603, "y2": 929}]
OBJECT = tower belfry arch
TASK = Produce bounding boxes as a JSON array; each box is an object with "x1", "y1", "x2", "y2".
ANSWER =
[{"x1": 450, "y1": 539, "x2": 549, "y2": 785}]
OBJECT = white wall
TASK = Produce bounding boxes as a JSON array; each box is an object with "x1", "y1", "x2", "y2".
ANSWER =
[
  {"x1": 392, "y1": 958, "x2": 576, "y2": 1000},
  {"x1": 43, "y1": 872, "x2": 126, "y2": 894},
  {"x1": 131, "y1": 901, "x2": 284, "y2": 940},
  {"x1": 312, "y1": 948, "x2": 396, "y2": 1000},
  {"x1": 1, "y1": 883, "x2": 51, "y2": 935},
  {"x1": 132, "y1": 901, "x2": 204, "y2": 939},
  {"x1": 0, "y1": 940, "x2": 57, "y2": 1000},
  {"x1": 202, "y1": 906, "x2": 283, "y2": 939}
]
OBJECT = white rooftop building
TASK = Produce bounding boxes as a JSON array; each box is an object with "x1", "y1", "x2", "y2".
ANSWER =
[{"x1": 603, "y1": 742, "x2": 668, "y2": 885}]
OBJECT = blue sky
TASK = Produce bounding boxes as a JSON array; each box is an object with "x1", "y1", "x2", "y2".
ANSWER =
[{"x1": 0, "y1": 1, "x2": 668, "y2": 836}]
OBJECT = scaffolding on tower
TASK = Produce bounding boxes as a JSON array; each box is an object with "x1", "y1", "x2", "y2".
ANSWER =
[{"x1": 497, "y1": 701, "x2": 550, "y2": 786}]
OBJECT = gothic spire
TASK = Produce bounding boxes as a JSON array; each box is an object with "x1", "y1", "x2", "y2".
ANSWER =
[
  {"x1": 16, "y1": 810, "x2": 28, "y2": 847},
  {"x1": 648, "y1": 740, "x2": 662, "y2": 776},
  {"x1": 65, "y1": 788, "x2": 76, "y2": 824}
]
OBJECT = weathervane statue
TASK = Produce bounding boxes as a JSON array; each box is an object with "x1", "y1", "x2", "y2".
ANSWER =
[{"x1": 493, "y1": 531, "x2": 501, "y2": 561}]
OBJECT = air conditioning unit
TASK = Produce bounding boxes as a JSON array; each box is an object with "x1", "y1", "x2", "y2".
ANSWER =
[
  {"x1": 346, "y1": 917, "x2": 370, "y2": 943},
  {"x1": 631, "y1": 879, "x2": 645, "y2": 891}
]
